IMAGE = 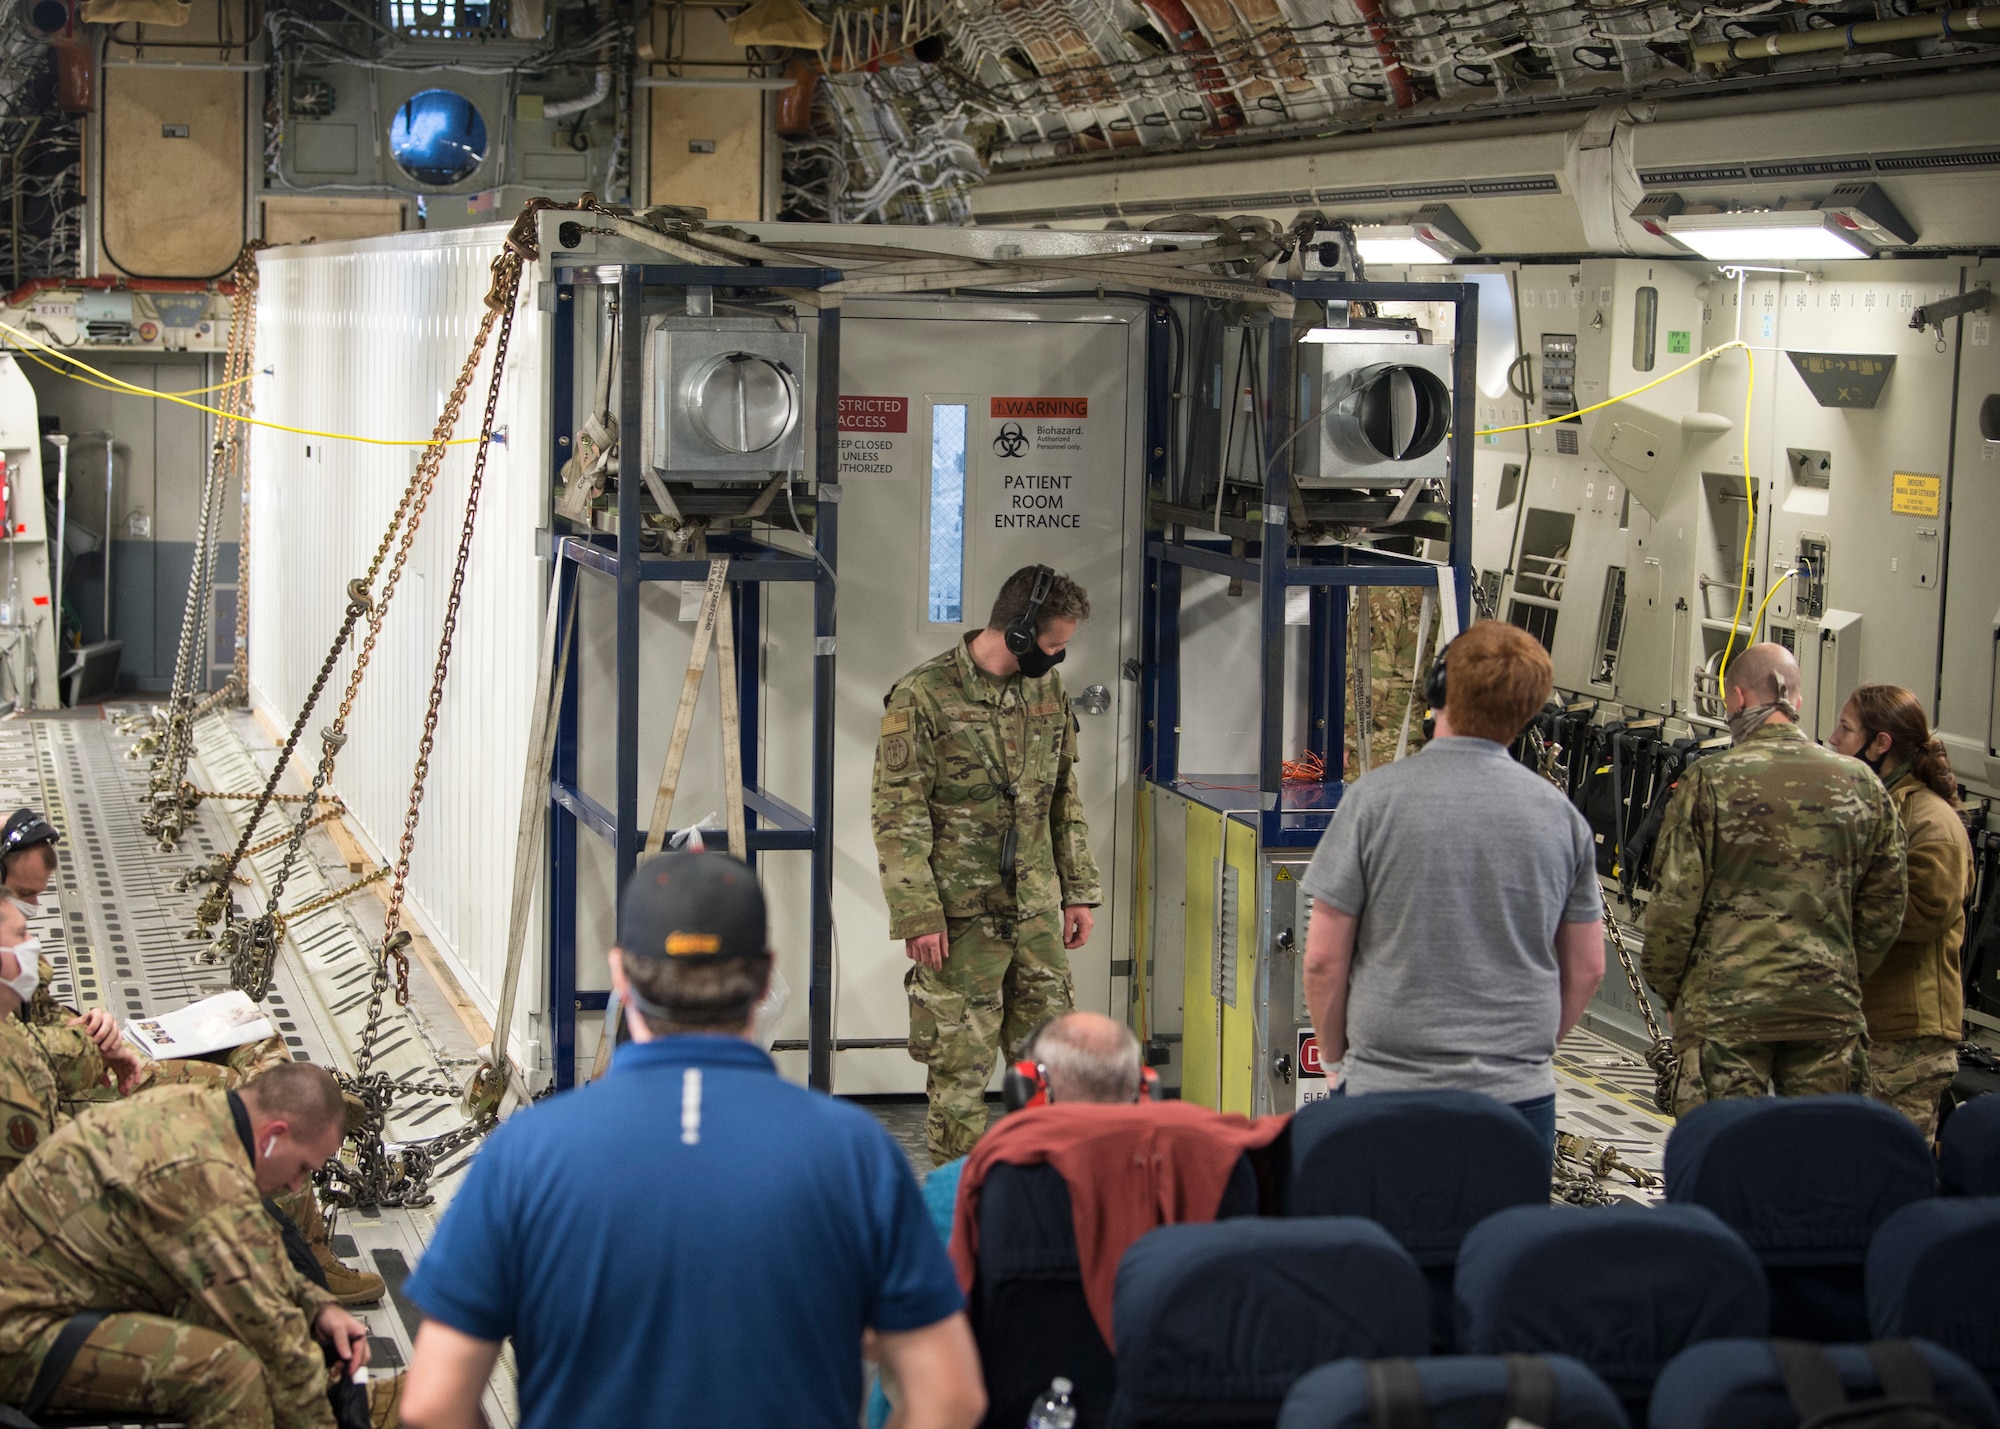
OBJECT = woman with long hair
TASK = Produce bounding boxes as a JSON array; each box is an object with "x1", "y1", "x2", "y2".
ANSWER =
[{"x1": 1828, "y1": 684, "x2": 1972, "y2": 1137}]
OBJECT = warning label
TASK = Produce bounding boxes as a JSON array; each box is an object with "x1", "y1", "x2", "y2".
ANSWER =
[
  {"x1": 837, "y1": 396, "x2": 909, "y2": 478},
  {"x1": 991, "y1": 397, "x2": 1087, "y2": 420},
  {"x1": 838, "y1": 396, "x2": 908, "y2": 432},
  {"x1": 1297, "y1": 1031, "x2": 1331, "y2": 1105},
  {"x1": 1891, "y1": 471, "x2": 1942, "y2": 517}
]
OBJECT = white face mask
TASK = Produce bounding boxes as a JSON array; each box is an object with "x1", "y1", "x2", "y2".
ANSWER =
[{"x1": 1, "y1": 937, "x2": 40, "y2": 1003}]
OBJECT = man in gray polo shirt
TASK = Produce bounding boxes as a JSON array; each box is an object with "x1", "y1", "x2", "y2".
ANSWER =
[{"x1": 1300, "y1": 619, "x2": 1604, "y2": 1148}]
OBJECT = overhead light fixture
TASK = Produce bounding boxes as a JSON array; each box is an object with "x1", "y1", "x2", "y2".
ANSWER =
[
  {"x1": 1634, "y1": 183, "x2": 1916, "y2": 261},
  {"x1": 1352, "y1": 204, "x2": 1480, "y2": 266}
]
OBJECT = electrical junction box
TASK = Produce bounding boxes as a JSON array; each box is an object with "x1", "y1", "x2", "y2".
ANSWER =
[
  {"x1": 1309, "y1": 341, "x2": 1453, "y2": 489},
  {"x1": 643, "y1": 317, "x2": 807, "y2": 478}
]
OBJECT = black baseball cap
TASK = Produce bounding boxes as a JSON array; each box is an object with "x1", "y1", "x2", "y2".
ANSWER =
[
  {"x1": 618, "y1": 852, "x2": 766, "y2": 963},
  {"x1": 1, "y1": 809, "x2": 59, "y2": 855}
]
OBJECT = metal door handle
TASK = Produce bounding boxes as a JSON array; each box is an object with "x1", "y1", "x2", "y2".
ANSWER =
[{"x1": 1077, "y1": 683, "x2": 1111, "y2": 715}]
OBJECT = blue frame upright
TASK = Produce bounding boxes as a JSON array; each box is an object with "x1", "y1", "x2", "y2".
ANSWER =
[
  {"x1": 544, "y1": 260, "x2": 843, "y2": 1090},
  {"x1": 1139, "y1": 278, "x2": 1479, "y2": 849}
]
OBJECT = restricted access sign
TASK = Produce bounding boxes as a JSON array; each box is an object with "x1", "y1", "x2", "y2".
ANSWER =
[{"x1": 837, "y1": 396, "x2": 908, "y2": 479}]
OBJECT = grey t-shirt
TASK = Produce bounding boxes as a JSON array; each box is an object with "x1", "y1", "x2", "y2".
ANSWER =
[{"x1": 1300, "y1": 736, "x2": 1603, "y2": 1102}]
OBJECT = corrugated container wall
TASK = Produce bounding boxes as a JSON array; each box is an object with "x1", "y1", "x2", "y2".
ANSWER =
[{"x1": 250, "y1": 226, "x2": 548, "y2": 1067}]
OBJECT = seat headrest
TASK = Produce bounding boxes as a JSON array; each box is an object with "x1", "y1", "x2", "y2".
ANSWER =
[
  {"x1": 1113, "y1": 1217, "x2": 1430, "y2": 1421},
  {"x1": 1288, "y1": 1089, "x2": 1553, "y2": 1263},
  {"x1": 1665, "y1": 1096, "x2": 1935, "y2": 1264},
  {"x1": 1648, "y1": 1339, "x2": 2000, "y2": 1429},
  {"x1": 1866, "y1": 1196, "x2": 2000, "y2": 1376},
  {"x1": 1277, "y1": 1354, "x2": 1631, "y2": 1429},
  {"x1": 1940, "y1": 1096, "x2": 2000, "y2": 1198},
  {"x1": 1455, "y1": 1204, "x2": 1768, "y2": 1398}
]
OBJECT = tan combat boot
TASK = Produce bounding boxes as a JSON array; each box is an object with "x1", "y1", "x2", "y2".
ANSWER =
[
  {"x1": 303, "y1": 1196, "x2": 385, "y2": 1307},
  {"x1": 368, "y1": 1371, "x2": 404, "y2": 1428}
]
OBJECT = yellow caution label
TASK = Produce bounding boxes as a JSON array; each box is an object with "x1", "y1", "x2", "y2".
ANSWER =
[
  {"x1": 1274, "y1": 867, "x2": 1293, "y2": 881},
  {"x1": 1891, "y1": 472, "x2": 1942, "y2": 517}
]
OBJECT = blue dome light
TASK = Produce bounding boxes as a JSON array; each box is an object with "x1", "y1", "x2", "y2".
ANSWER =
[{"x1": 389, "y1": 88, "x2": 488, "y2": 187}]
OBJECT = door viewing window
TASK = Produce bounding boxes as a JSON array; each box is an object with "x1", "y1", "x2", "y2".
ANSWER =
[{"x1": 927, "y1": 402, "x2": 968, "y2": 623}]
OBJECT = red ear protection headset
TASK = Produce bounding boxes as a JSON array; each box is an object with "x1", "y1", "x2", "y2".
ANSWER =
[{"x1": 1001, "y1": 1058, "x2": 1160, "y2": 1112}]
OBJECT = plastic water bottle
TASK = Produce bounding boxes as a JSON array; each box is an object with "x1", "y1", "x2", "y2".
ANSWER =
[{"x1": 1026, "y1": 1376, "x2": 1077, "y2": 1429}]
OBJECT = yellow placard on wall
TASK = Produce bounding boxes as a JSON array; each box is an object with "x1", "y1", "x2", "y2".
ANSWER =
[{"x1": 1891, "y1": 472, "x2": 1943, "y2": 517}]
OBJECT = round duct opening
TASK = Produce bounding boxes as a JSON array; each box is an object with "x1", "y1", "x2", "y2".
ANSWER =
[
  {"x1": 689, "y1": 354, "x2": 799, "y2": 455},
  {"x1": 1325, "y1": 363, "x2": 1451, "y2": 465},
  {"x1": 389, "y1": 89, "x2": 489, "y2": 188}
]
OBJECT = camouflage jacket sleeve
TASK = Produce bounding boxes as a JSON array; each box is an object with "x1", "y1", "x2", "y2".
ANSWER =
[
  {"x1": 1050, "y1": 699, "x2": 1101, "y2": 908},
  {"x1": 1642, "y1": 769, "x2": 1710, "y2": 1007},
  {"x1": 138, "y1": 1171, "x2": 337, "y2": 1429},
  {"x1": 1851, "y1": 788, "x2": 1910, "y2": 979},
  {"x1": 40, "y1": 1024, "x2": 113, "y2": 1106},
  {"x1": 871, "y1": 688, "x2": 946, "y2": 940}
]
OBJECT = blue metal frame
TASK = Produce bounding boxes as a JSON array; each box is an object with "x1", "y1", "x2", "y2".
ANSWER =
[
  {"x1": 545, "y1": 261, "x2": 843, "y2": 1089},
  {"x1": 1139, "y1": 279, "x2": 1478, "y2": 848}
]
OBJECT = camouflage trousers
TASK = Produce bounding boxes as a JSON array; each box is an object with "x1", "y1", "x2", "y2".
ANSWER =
[
  {"x1": 0, "y1": 1312, "x2": 277, "y2": 1429},
  {"x1": 907, "y1": 908, "x2": 1072, "y2": 1166},
  {"x1": 1672, "y1": 1033, "x2": 1871, "y2": 1118},
  {"x1": 1868, "y1": 1035, "x2": 1959, "y2": 1140}
]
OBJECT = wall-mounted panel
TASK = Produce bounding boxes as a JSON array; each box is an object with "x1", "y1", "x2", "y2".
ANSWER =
[{"x1": 100, "y1": 66, "x2": 247, "y2": 276}]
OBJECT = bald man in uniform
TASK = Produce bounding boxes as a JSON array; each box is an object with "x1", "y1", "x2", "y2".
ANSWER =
[{"x1": 1642, "y1": 643, "x2": 1909, "y2": 1115}]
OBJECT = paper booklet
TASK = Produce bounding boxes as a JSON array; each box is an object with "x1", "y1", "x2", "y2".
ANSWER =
[{"x1": 124, "y1": 990, "x2": 274, "y2": 1061}]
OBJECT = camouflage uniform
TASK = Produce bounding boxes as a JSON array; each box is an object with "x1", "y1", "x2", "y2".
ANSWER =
[
  {"x1": 1642, "y1": 719, "x2": 1908, "y2": 1118},
  {"x1": 873, "y1": 635, "x2": 1101, "y2": 1164},
  {"x1": 0, "y1": 1084, "x2": 337, "y2": 1429},
  {"x1": 2, "y1": 1011, "x2": 293, "y2": 1182},
  {"x1": 1345, "y1": 587, "x2": 1431, "y2": 773}
]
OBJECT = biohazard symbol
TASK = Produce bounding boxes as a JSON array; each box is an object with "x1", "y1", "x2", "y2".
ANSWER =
[
  {"x1": 992, "y1": 422, "x2": 1028, "y2": 459},
  {"x1": 6, "y1": 1115, "x2": 37, "y2": 1155}
]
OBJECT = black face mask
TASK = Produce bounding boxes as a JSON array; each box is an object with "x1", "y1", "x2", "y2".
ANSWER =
[{"x1": 1015, "y1": 644, "x2": 1065, "y2": 680}]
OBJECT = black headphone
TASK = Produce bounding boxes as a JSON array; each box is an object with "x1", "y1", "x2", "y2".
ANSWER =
[
  {"x1": 1424, "y1": 636, "x2": 1453, "y2": 712},
  {"x1": 1003, "y1": 566, "x2": 1057, "y2": 658}
]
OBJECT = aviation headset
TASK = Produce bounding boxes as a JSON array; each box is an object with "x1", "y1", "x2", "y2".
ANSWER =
[
  {"x1": 1002, "y1": 1026, "x2": 1162, "y2": 1112},
  {"x1": 1419, "y1": 636, "x2": 1454, "y2": 740},
  {"x1": 1003, "y1": 566, "x2": 1057, "y2": 658}
]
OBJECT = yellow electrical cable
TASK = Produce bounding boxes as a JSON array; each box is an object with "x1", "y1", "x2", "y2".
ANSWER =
[
  {"x1": 1716, "y1": 350, "x2": 1757, "y2": 679},
  {"x1": 1747, "y1": 565, "x2": 1797, "y2": 646},
  {"x1": 14, "y1": 344, "x2": 252, "y2": 397},
  {"x1": 1472, "y1": 337, "x2": 1761, "y2": 685},
  {"x1": 0, "y1": 319, "x2": 486, "y2": 448},
  {"x1": 1472, "y1": 339, "x2": 1748, "y2": 438}
]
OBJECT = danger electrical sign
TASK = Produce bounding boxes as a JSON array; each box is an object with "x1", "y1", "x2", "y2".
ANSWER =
[{"x1": 1297, "y1": 1031, "x2": 1330, "y2": 1105}]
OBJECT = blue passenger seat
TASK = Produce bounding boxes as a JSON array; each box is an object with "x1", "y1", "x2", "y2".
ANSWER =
[
  {"x1": 1648, "y1": 1338, "x2": 1999, "y2": 1429},
  {"x1": 1940, "y1": 1096, "x2": 2000, "y2": 1197},
  {"x1": 1665, "y1": 1096, "x2": 1935, "y2": 1341},
  {"x1": 1867, "y1": 1197, "x2": 2000, "y2": 1397},
  {"x1": 1455, "y1": 1203, "x2": 1768, "y2": 1423},
  {"x1": 972, "y1": 1156, "x2": 1258, "y2": 1429},
  {"x1": 1110, "y1": 1217, "x2": 1430, "y2": 1429},
  {"x1": 1278, "y1": 1353, "x2": 1629, "y2": 1429},
  {"x1": 1288, "y1": 1089, "x2": 1552, "y2": 1350}
]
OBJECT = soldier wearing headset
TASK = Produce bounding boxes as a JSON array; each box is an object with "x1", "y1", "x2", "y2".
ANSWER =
[{"x1": 872, "y1": 566, "x2": 1103, "y2": 1166}]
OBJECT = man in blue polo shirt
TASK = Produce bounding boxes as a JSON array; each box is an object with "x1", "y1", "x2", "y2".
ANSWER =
[{"x1": 399, "y1": 853, "x2": 983, "y2": 1429}]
